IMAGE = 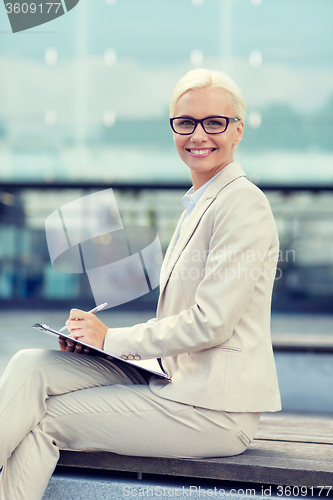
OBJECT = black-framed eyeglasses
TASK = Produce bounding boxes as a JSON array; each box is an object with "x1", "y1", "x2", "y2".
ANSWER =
[{"x1": 170, "y1": 115, "x2": 240, "y2": 135}]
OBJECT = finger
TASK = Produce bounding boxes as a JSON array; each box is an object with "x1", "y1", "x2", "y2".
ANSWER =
[
  {"x1": 65, "y1": 340, "x2": 76, "y2": 352},
  {"x1": 66, "y1": 318, "x2": 83, "y2": 333},
  {"x1": 69, "y1": 308, "x2": 87, "y2": 321},
  {"x1": 74, "y1": 344, "x2": 83, "y2": 353},
  {"x1": 73, "y1": 335, "x2": 84, "y2": 341},
  {"x1": 58, "y1": 337, "x2": 67, "y2": 352},
  {"x1": 83, "y1": 347, "x2": 90, "y2": 354}
]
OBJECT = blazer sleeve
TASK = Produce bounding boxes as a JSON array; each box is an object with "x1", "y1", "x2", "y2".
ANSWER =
[{"x1": 103, "y1": 181, "x2": 278, "y2": 360}]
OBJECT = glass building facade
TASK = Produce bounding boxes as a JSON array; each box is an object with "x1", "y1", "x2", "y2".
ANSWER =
[{"x1": 0, "y1": 0, "x2": 332, "y2": 309}]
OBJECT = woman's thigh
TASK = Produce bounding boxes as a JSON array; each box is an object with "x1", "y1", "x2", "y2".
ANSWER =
[
  {"x1": 39, "y1": 384, "x2": 258, "y2": 458},
  {"x1": 0, "y1": 349, "x2": 148, "y2": 466},
  {"x1": 0, "y1": 349, "x2": 146, "y2": 398}
]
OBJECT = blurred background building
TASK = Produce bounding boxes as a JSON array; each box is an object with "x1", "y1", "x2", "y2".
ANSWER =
[{"x1": 0, "y1": 0, "x2": 333, "y2": 312}]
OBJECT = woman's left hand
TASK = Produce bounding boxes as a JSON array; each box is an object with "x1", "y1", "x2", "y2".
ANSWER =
[
  {"x1": 58, "y1": 336, "x2": 91, "y2": 354},
  {"x1": 65, "y1": 308, "x2": 108, "y2": 350}
]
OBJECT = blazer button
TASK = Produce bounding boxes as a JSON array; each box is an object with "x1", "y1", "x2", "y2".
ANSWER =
[
  {"x1": 134, "y1": 355, "x2": 141, "y2": 360},
  {"x1": 127, "y1": 354, "x2": 134, "y2": 360},
  {"x1": 121, "y1": 355, "x2": 128, "y2": 360}
]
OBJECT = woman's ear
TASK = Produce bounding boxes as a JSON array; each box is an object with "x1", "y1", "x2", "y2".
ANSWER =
[{"x1": 233, "y1": 120, "x2": 244, "y2": 146}]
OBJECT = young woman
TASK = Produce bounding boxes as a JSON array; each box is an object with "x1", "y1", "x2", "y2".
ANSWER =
[{"x1": 0, "y1": 69, "x2": 281, "y2": 500}]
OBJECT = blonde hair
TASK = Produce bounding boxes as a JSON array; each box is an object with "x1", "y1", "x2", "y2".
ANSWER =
[{"x1": 169, "y1": 68, "x2": 246, "y2": 120}]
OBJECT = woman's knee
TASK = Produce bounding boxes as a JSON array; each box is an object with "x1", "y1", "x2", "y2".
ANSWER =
[{"x1": 6, "y1": 349, "x2": 59, "y2": 377}]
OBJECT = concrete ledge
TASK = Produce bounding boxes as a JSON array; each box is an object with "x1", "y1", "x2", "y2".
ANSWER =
[{"x1": 272, "y1": 333, "x2": 333, "y2": 352}]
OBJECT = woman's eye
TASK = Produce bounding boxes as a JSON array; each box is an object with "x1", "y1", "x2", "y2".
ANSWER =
[
  {"x1": 204, "y1": 118, "x2": 227, "y2": 131},
  {"x1": 179, "y1": 120, "x2": 194, "y2": 127},
  {"x1": 207, "y1": 120, "x2": 222, "y2": 126}
]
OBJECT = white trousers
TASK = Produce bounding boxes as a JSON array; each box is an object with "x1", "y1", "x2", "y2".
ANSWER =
[{"x1": 0, "y1": 349, "x2": 260, "y2": 500}]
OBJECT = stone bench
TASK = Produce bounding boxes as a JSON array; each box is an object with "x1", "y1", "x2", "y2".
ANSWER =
[{"x1": 57, "y1": 413, "x2": 333, "y2": 489}]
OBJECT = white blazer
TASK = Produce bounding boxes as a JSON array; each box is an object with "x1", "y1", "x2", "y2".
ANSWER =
[{"x1": 104, "y1": 163, "x2": 281, "y2": 412}]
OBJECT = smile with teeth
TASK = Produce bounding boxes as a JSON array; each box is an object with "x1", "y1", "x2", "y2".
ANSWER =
[{"x1": 187, "y1": 148, "x2": 216, "y2": 155}]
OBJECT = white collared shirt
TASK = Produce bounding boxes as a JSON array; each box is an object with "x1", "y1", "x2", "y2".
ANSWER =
[{"x1": 179, "y1": 163, "x2": 234, "y2": 234}]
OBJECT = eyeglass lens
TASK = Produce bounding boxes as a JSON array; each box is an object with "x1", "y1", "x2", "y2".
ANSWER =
[{"x1": 172, "y1": 117, "x2": 228, "y2": 134}]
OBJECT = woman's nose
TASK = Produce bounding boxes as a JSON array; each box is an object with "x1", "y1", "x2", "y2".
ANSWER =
[{"x1": 190, "y1": 123, "x2": 208, "y2": 141}]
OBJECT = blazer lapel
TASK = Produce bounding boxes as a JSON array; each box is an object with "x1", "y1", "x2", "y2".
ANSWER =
[
  {"x1": 159, "y1": 163, "x2": 247, "y2": 296},
  {"x1": 159, "y1": 210, "x2": 185, "y2": 283}
]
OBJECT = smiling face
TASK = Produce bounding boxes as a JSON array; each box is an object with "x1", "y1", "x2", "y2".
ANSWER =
[{"x1": 172, "y1": 86, "x2": 244, "y2": 191}]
